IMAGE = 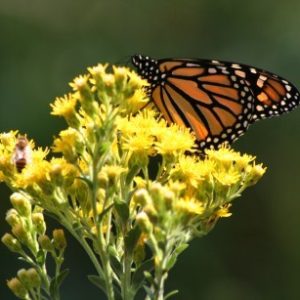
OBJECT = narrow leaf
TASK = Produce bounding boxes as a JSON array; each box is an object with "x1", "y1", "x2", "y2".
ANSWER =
[
  {"x1": 132, "y1": 258, "x2": 154, "y2": 292},
  {"x1": 114, "y1": 200, "x2": 129, "y2": 224},
  {"x1": 125, "y1": 226, "x2": 141, "y2": 255},
  {"x1": 87, "y1": 275, "x2": 106, "y2": 293},
  {"x1": 164, "y1": 289, "x2": 179, "y2": 300}
]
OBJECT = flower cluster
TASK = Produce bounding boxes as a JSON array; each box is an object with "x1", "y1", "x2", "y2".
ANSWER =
[
  {"x1": 1, "y1": 192, "x2": 67, "y2": 299},
  {"x1": 0, "y1": 63, "x2": 266, "y2": 300}
]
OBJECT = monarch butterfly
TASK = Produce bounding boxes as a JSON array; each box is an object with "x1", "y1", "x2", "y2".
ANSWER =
[{"x1": 131, "y1": 55, "x2": 300, "y2": 149}]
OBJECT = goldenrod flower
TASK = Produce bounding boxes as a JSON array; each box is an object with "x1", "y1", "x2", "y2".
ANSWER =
[
  {"x1": 216, "y1": 204, "x2": 232, "y2": 218},
  {"x1": 51, "y1": 94, "x2": 77, "y2": 117},
  {"x1": 52, "y1": 128, "x2": 83, "y2": 162},
  {"x1": 175, "y1": 198, "x2": 204, "y2": 216},
  {"x1": 70, "y1": 75, "x2": 90, "y2": 92},
  {"x1": 155, "y1": 125, "x2": 195, "y2": 155},
  {"x1": 206, "y1": 144, "x2": 254, "y2": 170},
  {"x1": 171, "y1": 155, "x2": 204, "y2": 188},
  {"x1": 213, "y1": 168, "x2": 240, "y2": 186}
]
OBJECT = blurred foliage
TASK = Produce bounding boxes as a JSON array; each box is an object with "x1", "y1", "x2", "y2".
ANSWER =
[{"x1": 0, "y1": 0, "x2": 300, "y2": 299}]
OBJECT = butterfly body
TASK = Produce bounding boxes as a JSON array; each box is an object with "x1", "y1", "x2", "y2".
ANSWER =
[{"x1": 132, "y1": 55, "x2": 300, "y2": 149}]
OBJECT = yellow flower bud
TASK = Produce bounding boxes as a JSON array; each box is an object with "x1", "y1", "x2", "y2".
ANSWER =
[
  {"x1": 113, "y1": 66, "x2": 128, "y2": 91},
  {"x1": 136, "y1": 212, "x2": 153, "y2": 234},
  {"x1": 32, "y1": 213, "x2": 46, "y2": 235},
  {"x1": 133, "y1": 189, "x2": 152, "y2": 206},
  {"x1": 26, "y1": 268, "x2": 41, "y2": 288},
  {"x1": 1, "y1": 233, "x2": 22, "y2": 252},
  {"x1": 53, "y1": 229, "x2": 67, "y2": 250},
  {"x1": 5, "y1": 209, "x2": 20, "y2": 227},
  {"x1": 12, "y1": 224, "x2": 31, "y2": 246},
  {"x1": 38, "y1": 235, "x2": 53, "y2": 251},
  {"x1": 7, "y1": 277, "x2": 28, "y2": 299},
  {"x1": 17, "y1": 269, "x2": 31, "y2": 288},
  {"x1": 10, "y1": 192, "x2": 31, "y2": 217},
  {"x1": 97, "y1": 172, "x2": 108, "y2": 188}
]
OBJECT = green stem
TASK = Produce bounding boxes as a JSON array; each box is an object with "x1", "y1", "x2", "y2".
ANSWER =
[
  {"x1": 121, "y1": 251, "x2": 133, "y2": 300},
  {"x1": 91, "y1": 159, "x2": 115, "y2": 300},
  {"x1": 149, "y1": 234, "x2": 171, "y2": 300}
]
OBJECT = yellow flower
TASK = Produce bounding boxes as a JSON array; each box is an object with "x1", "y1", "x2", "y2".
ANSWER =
[
  {"x1": 216, "y1": 204, "x2": 232, "y2": 218},
  {"x1": 155, "y1": 125, "x2": 195, "y2": 155},
  {"x1": 245, "y1": 163, "x2": 267, "y2": 185},
  {"x1": 49, "y1": 157, "x2": 78, "y2": 186},
  {"x1": 16, "y1": 160, "x2": 51, "y2": 190},
  {"x1": 52, "y1": 128, "x2": 83, "y2": 162},
  {"x1": 123, "y1": 134, "x2": 155, "y2": 155},
  {"x1": 121, "y1": 89, "x2": 149, "y2": 114},
  {"x1": 31, "y1": 147, "x2": 49, "y2": 162},
  {"x1": 171, "y1": 155, "x2": 203, "y2": 187},
  {"x1": 88, "y1": 64, "x2": 108, "y2": 85},
  {"x1": 175, "y1": 198, "x2": 204, "y2": 216},
  {"x1": 50, "y1": 94, "x2": 78, "y2": 121},
  {"x1": 100, "y1": 165, "x2": 128, "y2": 184},
  {"x1": 127, "y1": 70, "x2": 149, "y2": 90},
  {"x1": 0, "y1": 170, "x2": 5, "y2": 182},
  {"x1": 0, "y1": 131, "x2": 18, "y2": 148},
  {"x1": 206, "y1": 144, "x2": 254, "y2": 170},
  {"x1": 69, "y1": 75, "x2": 90, "y2": 92},
  {"x1": 213, "y1": 169, "x2": 240, "y2": 186}
]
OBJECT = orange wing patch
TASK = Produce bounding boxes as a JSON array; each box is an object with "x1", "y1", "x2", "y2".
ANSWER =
[
  {"x1": 159, "y1": 61, "x2": 182, "y2": 72},
  {"x1": 161, "y1": 88, "x2": 186, "y2": 127},
  {"x1": 165, "y1": 85, "x2": 208, "y2": 140},
  {"x1": 172, "y1": 67, "x2": 205, "y2": 76},
  {"x1": 214, "y1": 96, "x2": 242, "y2": 115},
  {"x1": 168, "y1": 78, "x2": 213, "y2": 104},
  {"x1": 213, "y1": 107, "x2": 236, "y2": 128},
  {"x1": 263, "y1": 85, "x2": 280, "y2": 102},
  {"x1": 152, "y1": 87, "x2": 172, "y2": 123},
  {"x1": 198, "y1": 75, "x2": 231, "y2": 86},
  {"x1": 267, "y1": 79, "x2": 286, "y2": 96},
  {"x1": 257, "y1": 92, "x2": 271, "y2": 105},
  {"x1": 203, "y1": 84, "x2": 239, "y2": 100},
  {"x1": 199, "y1": 106, "x2": 223, "y2": 135}
]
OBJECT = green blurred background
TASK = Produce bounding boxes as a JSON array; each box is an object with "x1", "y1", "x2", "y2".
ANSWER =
[{"x1": 1, "y1": 0, "x2": 300, "y2": 299}]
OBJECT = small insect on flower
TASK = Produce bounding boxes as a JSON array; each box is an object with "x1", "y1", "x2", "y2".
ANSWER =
[{"x1": 12, "y1": 136, "x2": 32, "y2": 173}]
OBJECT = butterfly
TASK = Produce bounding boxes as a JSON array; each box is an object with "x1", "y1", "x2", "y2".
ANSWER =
[{"x1": 131, "y1": 55, "x2": 300, "y2": 149}]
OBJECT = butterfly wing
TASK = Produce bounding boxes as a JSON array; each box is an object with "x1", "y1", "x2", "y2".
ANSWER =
[
  {"x1": 131, "y1": 55, "x2": 300, "y2": 149},
  {"x1": 153, "y1": 58, "x2": 254, "y2": 149},
  {"x1": 225, "y1": 63, "x2": 300, "y2": 122}
]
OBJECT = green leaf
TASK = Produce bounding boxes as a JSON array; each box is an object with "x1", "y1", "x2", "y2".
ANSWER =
[
  {"x1": 126, "y1": 165, "x2": 141, "y2": 186},
  {"x1": 132, "y1": 258, "x2": 154, "y2": 292},
  {"x1": 125, "y1": 226, "x2": 142, "y2": 255},
  {"x1": 50, "y1": 269, "x2": 70, "y2": 296},
  {"x1": 98, "y1": 203, "x2": 114, "y2": 222},
  {"x1": 166, "y1": 243, "x2": 189, "y2": 271},
  {"x1": 164, "y1": 289, "x2": 179, "y2": 299},
  {"x1": 88, "y1": 275, "x2": 122, "y2": 300},
  {"x1": 87, "y1": 275, "x2": 106, "y2": 293},
  {"x1": 49, "y1": 269, "x2": 70, "y2": 298},
  {"x1": 144, "y1": 271, "x2": 154, "y2": 285},
  {"x1": 56, "y1": 269, "x2": 69, "y2": 288},
  {"x1": 36, "y1": 249, "x2": 46, "y2": 266},
  {"x1": 174, "y1": 243, "x2": 189, "y2": 256},
  {"x1": 144, "y1": 285, "x2": 154, "y2": 298},
  {"x1": 166, "y1": 254, "x2": 177, "y2": 271},
  {"x1": 114, "y1": 200, "x2": 129, "y2": 225},
  {"x1": 109, "y1": 254, "x2": 122, "y2": 276}
]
